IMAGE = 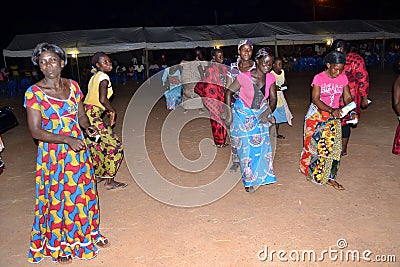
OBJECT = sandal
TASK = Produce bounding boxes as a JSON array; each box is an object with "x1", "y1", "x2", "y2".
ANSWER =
[
  {"x1": 96, "y1": 177, "x2": 105, "y2": 184},
  {"x1": 327, "y1": 180, "x2": 345, "y2": 190},
  {"x1": 105, "y1": 181, "x2": 128, "y2": 190},
  {"x1": 96, "y1": 238, "x2": 110, "y2": 248},
  {"x1": 245, "y1": 185, "x2": 260, "y2": 193},
  {"x1": 96, "y1": 175, "x2": 114, "y2": 184},
  {"x1": 276, "y1": 134, "x2": 285, "y2": 139},
  {"x1": 57, "y1": 255, "x2": 72, "y2": 265},
  {"x1": 245, "y1": 186, "x2": 255, "y2": 193},
  {"x1": 215, "y1": 143, "x2": 228, "y2": 148}
]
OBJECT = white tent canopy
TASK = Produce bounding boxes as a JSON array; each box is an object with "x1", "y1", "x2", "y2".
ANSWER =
[{"x1": 4, "y1": 19, "x2": 400, "y2": 58}]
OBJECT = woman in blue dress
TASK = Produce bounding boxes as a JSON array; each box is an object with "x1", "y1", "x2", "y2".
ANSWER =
[{"x1": 223, "y1": 47, "x2": 277, "y2": 192}]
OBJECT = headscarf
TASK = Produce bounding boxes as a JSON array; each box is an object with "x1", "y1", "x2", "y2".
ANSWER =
[{"x1": 238, "y1": 39, "x2": 253, "y2": 50}]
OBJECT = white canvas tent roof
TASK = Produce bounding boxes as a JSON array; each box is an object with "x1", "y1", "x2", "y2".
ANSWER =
[{"x1": 4, "y1": 19, "x2": 400, "y2": 58}]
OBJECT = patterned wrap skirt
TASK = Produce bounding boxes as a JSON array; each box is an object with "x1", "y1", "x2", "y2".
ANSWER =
[
  {"x1": 299, "y1": 103, "x2": 342, "y2": 185},
  {"x1": 84, "y1": 104, "x2": 124, "y2": 178},
  {"x1": 230, "y1": 98, "x2": 276, "y2": 187}
]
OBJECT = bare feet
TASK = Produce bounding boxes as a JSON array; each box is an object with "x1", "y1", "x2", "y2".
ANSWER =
[{"x1": 229, "y1": 163, "x2": 240, "y2": 172}]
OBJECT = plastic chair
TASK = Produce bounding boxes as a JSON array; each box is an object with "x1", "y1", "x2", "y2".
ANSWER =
[
  {"x1": 366, "y1": 54, "x2": 378, "y2": 68},
  {"x1": 316, "y1": 57, "x2": 324, "y2": 71},
  {"x1": 1, "y1": 83, "x2": 9, "y2": 98},
  {"x1": 19, "y1": 77, "x2": 31, "y2": 95},
  {"x1": 6, "y1": 80, "x2": 18, "y2": 98},
  {"x1": 299, "y1": 57, "x2": 309, "y2": 72},
  {"x1": 292, "y1": 58, "x2": 300, "y2": 72},
  {"x1": 308, "y1": 57, "x2": 317, "y2": 71},
  {"x1": 116, "y1": 72, "x2": 127, "y2": 85}
]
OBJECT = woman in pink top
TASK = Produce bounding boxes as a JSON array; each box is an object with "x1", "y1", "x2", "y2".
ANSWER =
[
  {"x1": 299, "y1": 51, "x2": 353, "y2": 190},
  {"x1": 224, "y1": 47, "x2": 277, "y2": 193}
]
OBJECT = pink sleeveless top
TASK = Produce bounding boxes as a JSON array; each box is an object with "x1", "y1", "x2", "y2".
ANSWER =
[{"x1": 237, "y1": 71, "x2": 276, "y2": 108}]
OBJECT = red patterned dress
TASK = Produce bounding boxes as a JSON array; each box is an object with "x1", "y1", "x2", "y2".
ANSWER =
[
  {"x1": 194, "y1": 62, "x2": 228, "y2": 146},
  {"x1": 340, "y1": 52, "x2": 369, "y2": 124},
  {"x1": 393, "y1": 121, "x2": 400, "y2": 155},
  {"x1": 24, "y1": 80, "x2": 105, "y2": 263}
]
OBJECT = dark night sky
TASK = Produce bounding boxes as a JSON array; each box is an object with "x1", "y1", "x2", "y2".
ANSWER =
[{"x1": 1, "y1": 0, "x2": 398, "y2": 65}]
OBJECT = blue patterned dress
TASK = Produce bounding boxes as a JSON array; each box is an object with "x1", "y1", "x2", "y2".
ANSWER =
[{"x1": 230, "y1": 72, "x2": 276, "y2": 187}]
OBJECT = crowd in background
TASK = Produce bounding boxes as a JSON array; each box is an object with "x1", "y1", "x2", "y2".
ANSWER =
[{"x1": 2, "y1": 40, "x2": 400, "y2": 99}]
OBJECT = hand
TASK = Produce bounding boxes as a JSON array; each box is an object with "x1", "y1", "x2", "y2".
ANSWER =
[
  {"x1": 108, "y1": 111, "x2": 116, "y2": 127},
  {"x1": 103, "y1": 111, "x2": 116, "y2": 127},
  {"x1": 221, "y1": 108, "x2": 232, "y2": 127},
  {"x1": 67, "y1": 136, "x2": 86, "y2": 152},
  {"x1": 258, "y1": 112, "x2": 275, "y2": 124},
  {"x1": 258, "y1": 112, "x2": 269, "y2": 123},
  {"x1": 331, "y1": 108, "x2": 342, "y2": 118},
  {"x1": 352, "y1": 114, "x2": 359, "y2": 124},
  {"x1": 85, "y1": 126, "x2": 99, "y2": 138}
]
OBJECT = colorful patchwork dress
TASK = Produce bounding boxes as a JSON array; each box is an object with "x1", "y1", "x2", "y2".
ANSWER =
[
  {"x1": 299, "y1": 71, "x2": 348, "y2": 184},
  {"x1": 24, "y1": 80, "x2": 105, "y2": 263}
]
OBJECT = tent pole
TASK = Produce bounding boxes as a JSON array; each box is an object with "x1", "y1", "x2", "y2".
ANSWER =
[
  {"x1": 145, "y1": 48, "x2": 149, "y2": 79},
  {"x1": 76, "y1": 56, "x2": 81, "y2": 84},
  {"x1": 274, "y1": 37, "x2": 278, "y2": 57},
  {"x1": 382, "y1": 38, "x2": 385, "y2": 69},
  {"x1": 3, "y1": 55, "x2": 7, "y2": 69},
  {"x1": 70, "y1": 57, "x2": 74, "y2": 80}
]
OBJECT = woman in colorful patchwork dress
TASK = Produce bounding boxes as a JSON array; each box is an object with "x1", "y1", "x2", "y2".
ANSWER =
[
  {"x1": 299, "y1": 51, "x2": 353, "y2": 190},
  {"x1": 24, "y1": 43, "x2": 109, "y2": 264},
  {"x1": 224, "y1": 47, "x2": 277, "y2": 193},
  {"x1": 84, "y1": 52, "x2": 127, "y2": 190},
  {"x1": 271, "y1": 57, "x2": 293, "y2": 139},
  {"x1": 226, "y1": 39, "x2": 257, "y2": 172},
  {"x1": 194, "y1": 48, "x2": 228, "y2": 147}
]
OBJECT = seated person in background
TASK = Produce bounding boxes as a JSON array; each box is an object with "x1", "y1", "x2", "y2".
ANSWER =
[
  {"x1": 134, "y1": 64, "x2": 145, "y2": 79},
  {"x1": 149, "y1": 62, "x2": 159, "y2": 76},
  {"x1": 115, "y1": 64, "x2": 127, "y2": 85},
  {"x1": 127, "y1": 65, "x2": 135, "y2": 79}
]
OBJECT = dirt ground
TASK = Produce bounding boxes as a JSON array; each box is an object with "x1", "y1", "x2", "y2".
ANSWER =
[{"x1": 0, "y1": 68, "x2": 399, "y2": 267}]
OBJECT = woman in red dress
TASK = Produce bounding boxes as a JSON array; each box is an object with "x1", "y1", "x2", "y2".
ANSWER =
[{"x1": 195, "y1": 48, "x2": 228, "y2": 147}]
